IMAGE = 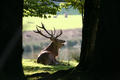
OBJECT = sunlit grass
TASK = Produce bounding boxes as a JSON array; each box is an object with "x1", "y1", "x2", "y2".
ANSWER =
[
  {"x1": 23, "y1": 15, "x2": 82, "y2": 31},
  {"x1": 22, "y1": 59, "x2": 78, "y2": 75}
]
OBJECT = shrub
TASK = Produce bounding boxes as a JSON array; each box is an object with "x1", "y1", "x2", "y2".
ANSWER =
[
  {"x1": 67, "y1": 48, "x2": 80, "y2": 62},
  {"x1": 67, "y1": 40, "x2": 78, "y2": 47},
  {"x1": 33, "y1": 45, "x2": 41, "y2": 52},
  {"x1": 24, "y1": 45, "x2": 32, "y2": 53}
]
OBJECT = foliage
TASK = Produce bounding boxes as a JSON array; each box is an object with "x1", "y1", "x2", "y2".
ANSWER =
[
  {"x1": 24, "y1": 45, "x2": 32, "y2": 53},
  {"x1": 23, "y1": 0, "x2": 85, "y2": 17},
  {"x1": 53, "y1": 0, "x2": 65, "y2": 2},
  {"x1": 67, "y1": 40, "x2": 78, "y2": 47},
  {"x1": 24, "y1": 0, "x2": 60, "y2": 17},
  {"x1": 60, "y1": 0, "x2": 85, "y2": 13},
  {"x1": 33, "y1": 45, "x2": 41, "y2": 52}
]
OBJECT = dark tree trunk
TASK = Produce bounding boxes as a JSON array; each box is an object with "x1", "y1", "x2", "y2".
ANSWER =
[
  {"x1": 76, "y1": 0, "x2": 120, "y2": 79},
  {"x1": 94, "y1": 0, "x2": 120, "y2": 72},
  {"x1": 0, "y1": 0, "x2": 26, "y2": 80},
  {"x1": 76, "y1": 0, "x2": 100, "y2": 71}
]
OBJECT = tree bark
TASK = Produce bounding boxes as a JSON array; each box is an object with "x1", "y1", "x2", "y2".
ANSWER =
[
  {"x1": 94, "y1": 0, "x2": 120, "y2": 72},
  {"x1": 77, "y1": 0, "x2": 120, "y2": 78},
  {"x1": 76, "y1": 0, "x2": 100, "y2": 71},
  {"x1": 0, "y1": 0, "x2": 26, "y2": 80}
]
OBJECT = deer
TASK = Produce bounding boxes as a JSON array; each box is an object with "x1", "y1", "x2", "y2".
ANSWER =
[{"x1": 34, "y1": 23, "x2": 65, "y2": 65}]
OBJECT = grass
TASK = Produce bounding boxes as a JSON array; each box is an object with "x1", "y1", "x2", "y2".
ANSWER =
[
  {"x1": 22, "y1": 59, "x2": 78, "y2": 76},
  {"x1": 22, "y1": 15, "x2": 82, "y2": 31}
]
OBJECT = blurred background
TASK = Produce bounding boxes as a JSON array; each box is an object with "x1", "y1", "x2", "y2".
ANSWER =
[
  {"x1": 22, "y1": 1, "x2": 82, "y2": 64},
  {"x1": 22, "y1": 29, "x2": 82, "y2": 62}
]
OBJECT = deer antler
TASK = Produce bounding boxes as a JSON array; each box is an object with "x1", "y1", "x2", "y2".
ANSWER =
[
  {"x1": 34, "y1": 23, "x2": 55, "y2": 38},
  {"x1": 34, "y1": 23, "x2": 63, "y2": 39},
  {"x1": 33, "y1": 26, "x2": 50, "y2": 38},
  {"x1": 55, "y1": 30, "x2": 63, "y2": 38},
  {"x1": 53, "y1": 27, "x2": 56, "y2": 35},
  {"x1": 40, "y1": 23, "x2": 54, "y2": 37}
]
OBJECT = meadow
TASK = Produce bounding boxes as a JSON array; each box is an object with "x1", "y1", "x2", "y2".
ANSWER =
[
  {"x1": 23, "y1": 15, "x2": 82, "y2": 31},
  {"x1": 22, "y1": 59, "x2": 78, "y2": 80},
  {"x1": 22, "y1": 15, "x2": 82, "y2": 80}
]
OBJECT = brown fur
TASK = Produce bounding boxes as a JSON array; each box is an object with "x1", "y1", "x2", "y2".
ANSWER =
[{"x1": 34, "y1": 23, "x2": 65, "y2": 65}]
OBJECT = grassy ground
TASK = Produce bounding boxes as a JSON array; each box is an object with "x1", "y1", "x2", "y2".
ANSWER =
[
  {"x1": 22, "y1": 59, "x2": 78, "y2": 80},
  {"x1": 23, "y1": 15, "x2": 82, "y2": 31},
  {"x1": 22, "y1": 59, "x2": 78, "y2": 75}
]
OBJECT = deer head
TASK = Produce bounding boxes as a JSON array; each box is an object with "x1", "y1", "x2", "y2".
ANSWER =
[{"x1": 34, "y1": 23, "x2": 65, "y2": 50}]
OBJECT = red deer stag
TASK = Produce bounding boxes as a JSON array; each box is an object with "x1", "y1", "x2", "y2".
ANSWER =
[{"x1": 34, "y1": 23, "x2": 65, "y2": 65}]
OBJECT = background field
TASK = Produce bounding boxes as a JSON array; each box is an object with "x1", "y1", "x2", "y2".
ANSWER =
[
  {"x1": 23, "y1": 15, "x2": 82, "y2": 31},
  {"x1": 22, "y1": 14, "x2": 82, "y2": 61},
  {"x1": 22, "y1": 28, "x2": 82, "y2": 61},
  {"x1": 22, "y1": 12, "x2": 82, "y2": 80}
]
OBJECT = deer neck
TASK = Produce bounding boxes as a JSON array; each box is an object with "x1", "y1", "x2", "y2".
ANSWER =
[{"x1": 44, "y1": 42, "x2": 59, "y2": 56}]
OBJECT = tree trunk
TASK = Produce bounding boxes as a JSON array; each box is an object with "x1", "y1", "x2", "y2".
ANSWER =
[
  {"x1": 94, "y1": 0, "x2": 120, "y2": 72},
  {"x1": 76, "y1": 0, "x2": 100, "y2": 71},
  {"x1": 0, "y1": 0, "x2": 26, "y2": 80},
  {"x1": 77, "y1": 0, "x2": 120, "y2": 78}
]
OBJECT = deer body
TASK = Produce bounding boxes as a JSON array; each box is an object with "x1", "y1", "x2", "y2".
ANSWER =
[
  {"x1": 34, "y1": 23, "x2": 65, "y2": 65},
  {"x1": 37, "y1": 52, "x2": 57, "y2": 65},
  {"x1": 37, "y1": 42, "x2": 59, "y2": 65}
]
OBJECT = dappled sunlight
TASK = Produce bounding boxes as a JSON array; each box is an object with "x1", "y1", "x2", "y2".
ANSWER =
[{"x1": 22, "y1": 59, "x2": 78, "y2": 75}]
